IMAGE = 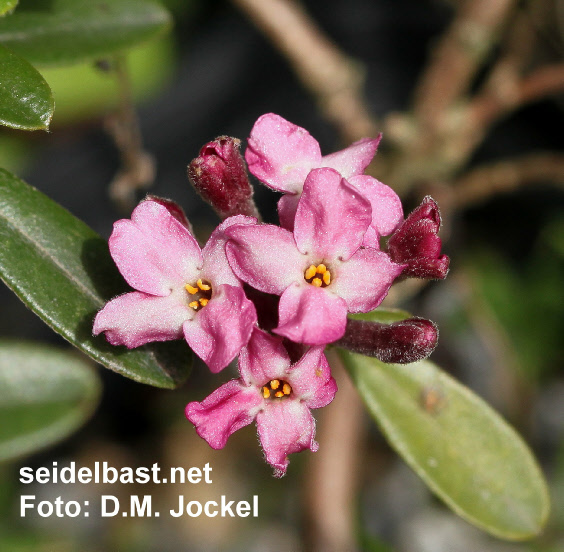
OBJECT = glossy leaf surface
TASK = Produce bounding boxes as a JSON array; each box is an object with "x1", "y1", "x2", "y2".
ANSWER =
[
  {"x1": 0, "y1": 44, "x2": 53, "y2": 130},
  {"x1": 0, "y1": 169, "x2": 191, "y2": 388}
]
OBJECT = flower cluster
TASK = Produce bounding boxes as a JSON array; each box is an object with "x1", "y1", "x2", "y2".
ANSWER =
[{"x1": 94, "y1": 113, "x2": 449, "y2": 476}]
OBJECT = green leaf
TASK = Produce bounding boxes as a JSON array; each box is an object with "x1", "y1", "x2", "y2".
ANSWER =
[
  {"x1": 0, "y1": 340, "x2": 101, "y2": 462},
  {"x1": 0, "y1": 0, "x2": 18, "y2": 17},
  {"x1": 349, "y1": 307, "x2": 412, "y2": 324},
  {"x1": 0, "y1": 169, "x2": 191, "y2": 388},
  {"x1": 0, "y1": 0, "x2": 171, "y2": 66},
  {"x1": 340, "y1": 351, "x2": 550, "y2": 540},
  {"x1": 0, "y1": 44, "x2": 54, "y2": 130}
]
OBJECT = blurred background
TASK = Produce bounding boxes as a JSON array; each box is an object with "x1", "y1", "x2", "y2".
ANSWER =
[{"x1": 0, "y1": 0, "x2": 563, "y2": 550}]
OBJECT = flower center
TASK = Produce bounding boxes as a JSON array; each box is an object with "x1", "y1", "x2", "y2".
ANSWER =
[
  {"x1": 304, "y1": 263, "x2": 331, "y2": 287},
  {"x1": 262, "y1": 379, "x2": 292, "y2": 399},
  {"x1": 185, "y1": 278, "x2": 213, "y2": 311}
]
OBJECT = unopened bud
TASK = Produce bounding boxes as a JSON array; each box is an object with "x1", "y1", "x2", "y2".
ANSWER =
[
  {"x1": 336, "y1": 317, "x2": 438, "y2": 364},
  {"x1": 387, "y1": 196, "x2": 449, "y2": 279},
  {"x1": 188, "y1": 136, "x2": 260, "y2": 220}
]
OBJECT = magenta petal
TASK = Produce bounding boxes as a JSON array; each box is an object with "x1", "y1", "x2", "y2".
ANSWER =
[
  {"x1": 256, "y1": 400, "x2": 318, "y2": 477},
  {"x1": 202, "y1": 215, "x2": 257, "y2": 287},
  {"x1": 293, "y1": 168, "x2": 371, "y2": 261},
  {"x1": 348, "y1": 175, "x2": 404, "y2": 240},
  {"x1": 275, "y1": 284, "x2": 348, "y2": 344},
  {"x1": 183, "y1": 284, "x2": 257, "y2": 373},
  {"x1": 245, "y1": 113, "x2": 321, "y2": 193},
  {"x1": 226, "y1": 223, "x2": 305, "y2": 294},
  {"x1": 332, "y1": 249, "x2": 404, "y2": 312},
  {"x1": 185, "y1": 380, "x2": 262, "y2": 449},
  {"x1": 238, "y1": 328, "x2": 290, "y2": 387},
  {"x1": 321, "y1": 135, "x2": 381, "y2": 177},
  {"x1": 110, "y1": 200, "x2": 203, "y2": 296},
  {"x1": 93, "y1": 291, "x2": 188, "y2": 348},
  {"x1": 288, "y1": 347, "x2": 337, "y2": 408}
]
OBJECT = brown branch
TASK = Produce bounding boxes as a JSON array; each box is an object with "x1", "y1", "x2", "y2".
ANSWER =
[
  {"x1": 231, "y1": 0, "x2": 379, "y2": 142},
  {"x1": 303, "y1": 350, "x2": 364, "y2": 552},
  {"x1": 104, "y1": 54, "x2": 155, "y2": 213},
  {"x1": 451, "y1": 152, "x2": 564, "y2": 208},
  {"x1": 468, "y1": 64, "x2": 564, "y2": 130},
  {"x1": 412, "y1": 0, "x2": 516, "y2": 134}
]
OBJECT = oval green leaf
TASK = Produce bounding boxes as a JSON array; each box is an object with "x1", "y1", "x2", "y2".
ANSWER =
[
  {"x1": 340, "y1": 350, "x2": 550, "y2": 540},
  {"x1": 0, "y1": 0, "x2": 18, "y2": 17},
  {"x1": 0, "y1": 340, "x2": 101, "y2": 462},
  {"x1": 0, "y1": 0, "x2": 171, "y2": 66},
  {"x1": 0, "y1": 169, "x2": 191, "y2": 388},
  {"x1": 0, "y1": 44, "x2": 54, "y2": 130}
]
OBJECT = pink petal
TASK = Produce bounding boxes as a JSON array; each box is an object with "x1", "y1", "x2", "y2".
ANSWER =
[
  {"x1": 146, "y1": 195, "x2": 193, "y2": 231},
  {"x1": 321, "y1": 134, "x2": 381, "y2": 177},
  {"x1": 202, "y1": 215, "x2": 257, "y2": 287},
  {"x1": 256, "y1": 400, "x2": 318, "y2": 477},
  {"x1": 225, "y1": 223, "x2": 305, "y2": 295},
  {"x1": 185, "y1": 380, "x2": 263, "y2": 449},
  {"x1": 238, "y1": 328, "x2": 291, "y2": 387},
  {"x1": 331, "y1": 249, "x2": 404, "y2": 313},
  {"x1": 93, "y1": 291, "x2": 188, "y2": 348},
  {"x1": 348, "y1": 175, "x2": 404, "y2": 241},
  {"x1": 277, "y1": 192, "x2": 300, "y2": 231},
  {"x1": 245, "y1": 113, "x2": 321, "y2": 193},
  {"x1": 183, "y1": 284, "x2": 257, "y2": 373},
  {"x1": 275, "y1": 284, "x2": 348, "y2": 344},
  {"x1": 109, "y1": 200, "x2": 203, "y2": 296},
  {"x1": 293, "y1": 168, "x2": 371, "y2": 261},
  {"x1": 288, "y1": 347, "x2": 337, "y2": 408}
]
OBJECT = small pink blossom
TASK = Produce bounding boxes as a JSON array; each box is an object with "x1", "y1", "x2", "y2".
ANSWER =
[
  {"x1": 185, "y1": 328, "x2": 337, "y2": 477},
  {"x1": 226, "y1": 167, "x2": 405, "y2": 345},
  {"x1": 93, "y1": 199, "x2": 257, "y2": 373},
  {"x1": 245, "y1": 112, "x2": 403, "y2": 240}
]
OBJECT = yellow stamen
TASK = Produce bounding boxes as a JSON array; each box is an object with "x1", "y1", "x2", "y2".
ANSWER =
[
  {"x1": 312, "y1": 277, "x2": 322, "y2": 287},
  {"x1": 282, "y1": 383, "x2": 291, "y2": 395},
  {"x1": 189, "y1": 301, "x2": 199, "y2": 310},
  {"x1": 270, "y1": 379, "x2": 280, "y2": 390},
  {"x1": 199, "y1": 298, "x2": 209, "y2": 307},
  {"x1": 274, "y1": 391, "x2": 284, "y2": 398},
  {"x1": 323, "y1": 271, "x2": 331, "y2": 285},
  {"x1": 316, "y1": 264, "x2": 327, "y2": 274},
  {"x1": 185, "y1": 284, "x2": 199, "y2": 295},
  {"x1": 262, "y1": 387, "x2": 271, "y2": 399},
  {"x1": 197, "y1": 278, "x2": 211, "y2": 291},
  {"x1": 305, "y1": 265, "x2": 317, "y2": 280}
]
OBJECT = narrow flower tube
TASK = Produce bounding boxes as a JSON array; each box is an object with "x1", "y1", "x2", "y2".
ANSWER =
[
  {"x1": 188, "y1": 136, "x2": 260, "y2": 219},
  {"x1": 387, "y1": 196, "x2": 450, "y2": 279},
  {"x1": 335, "y1": 317, "x2": 439, "y2": 364}
]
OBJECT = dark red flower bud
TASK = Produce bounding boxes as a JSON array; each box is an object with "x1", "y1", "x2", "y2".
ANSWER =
[
  {"x1": 188, "y1": 136, "x2": 260, "y2": 220},
  {"x1": 335, "y1": 317, "x2": 438, "y2": 364},
  {"x1": 387, "y1": 196, "x2": 449, "y2": 279}
]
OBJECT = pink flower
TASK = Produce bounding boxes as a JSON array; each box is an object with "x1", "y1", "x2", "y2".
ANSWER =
[
  {"x1": 93, "y1": 199, "x2": 257, "y2": 373},
  {"x1": 226, "y1": 167, "x2": 405, "y2": 345},
  {"x1": 185, "y1": 328, "x2": 337, "y2": 477},
  {"x1": 245, "y1": 112, "x2": 403, "y2": 242}
]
